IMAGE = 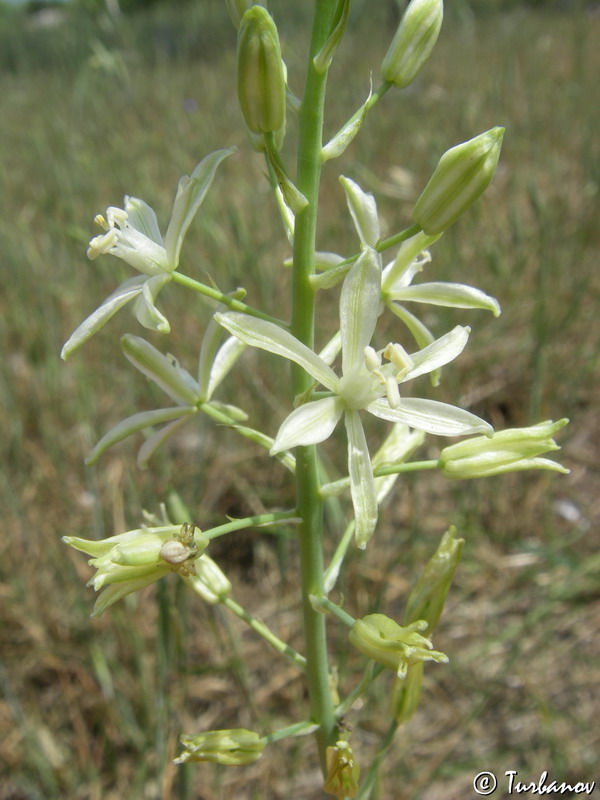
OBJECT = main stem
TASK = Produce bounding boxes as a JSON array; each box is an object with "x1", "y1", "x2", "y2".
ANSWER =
[{"x1": 291, "y1": 0, "x2": 338, "y2": 775}]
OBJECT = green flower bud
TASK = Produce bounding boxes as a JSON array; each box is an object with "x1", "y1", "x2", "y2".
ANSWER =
[
  {"x1": 324, "y1": 740, "x2": 360, "y2": 799},
  {"x1": 237, "y1": 7, "x2": 286, "y2": 139},
  {"x1": 413, "y1": 127, "x2": 505, "y2": 235},
  {"x1": 348, "y1": 614, "x2": 448, "y2": 680},
  {"x1": 404, "y1": 525, "x2": 464, "y2": 631},
  {"x1": 439, "y1": 418, "x2": 569, "y2": 479},
  {"x1": 381, "y1": 0, "x2": 443, "y2": 89},
  {"x1": 174, "y1": 728, "x2": 265, "y2": 766}
]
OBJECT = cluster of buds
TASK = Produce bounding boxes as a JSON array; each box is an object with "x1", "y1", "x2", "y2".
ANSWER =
[{"x1": 63, "y1": 523, "x2": 208, "y2": 616}]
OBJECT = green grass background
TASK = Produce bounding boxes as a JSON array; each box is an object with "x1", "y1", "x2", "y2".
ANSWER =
[{"x1": 1, "y1": 2, "x2": 598, "y2": 798}]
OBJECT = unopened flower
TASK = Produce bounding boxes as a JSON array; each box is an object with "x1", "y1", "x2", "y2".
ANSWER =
[
  {"x1": 216, "y1": 247, "x2": 491, "y2": 547},
  {"x1": 412, "y1": 127, "x2": 504, "y2": 235},
  {"x1": 349, "y1": 613, "x2": 448, "y2": 680},
  {"x1": 381, "y1": 0, "x2": 444, "y2": 89},
  {"x1": 439, "y1": 418, "x2": 569, "y2": 479},
  {"x1": 174, "y1": 728, "x2": 265, "y2": 766},
  {"x1": 61, "y1": 148, "x2": 234, "y2": 359},
  {"x1": 237, "y1": 6, "x2": 286, "y2": 148},
  {"x1": 404, "y1": 525, "x2": 464, "y2": 630},
  {"x1": 63, "y1": 523, "x2": 208, "y2": 616}
]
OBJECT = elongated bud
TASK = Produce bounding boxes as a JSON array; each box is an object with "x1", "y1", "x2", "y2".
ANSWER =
[
  {"x1": 175, "y1": 729, "x2": 265, "y2": 765},
  {"x1": 439, "y1": 418, "x2": 569, "y2": 479},
  {"x1": 412, "y1": 127, "x2": 504, "y2": 234},
  {"x1": 381, "y1": 0, "x2": 443, "y2": 89},
  {"x1": 404, "y1": 526, "x2": 464, "y2": 630},
  {"x1": 237, "y1": 7, "x2": 286, "y2": 139}
]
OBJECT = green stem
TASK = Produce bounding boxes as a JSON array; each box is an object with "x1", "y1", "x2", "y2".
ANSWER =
[
  {"x1": 221, "y1": 596, "x2": 307, "y2": 671},
  {"x1": 172, "y1": 271, "x2": 287, "y2": 326},
  {"x1": 292, "y1": 0, "x2": 339, "y2": 775},
  {"x1": 204, "y1": 510, "x2": 300, "y2": 540}
]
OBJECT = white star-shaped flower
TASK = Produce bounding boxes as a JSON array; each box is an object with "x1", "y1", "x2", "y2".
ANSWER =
[
  {"x1": 216, "y1": 246, "x2": 491, "y2": 548},
  {"x1": 61, "y1": 147, "x2": 234, "y2": 360}
]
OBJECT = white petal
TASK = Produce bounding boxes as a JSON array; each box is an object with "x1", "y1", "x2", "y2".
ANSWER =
[
  {"x1": 133, "y1": 274, "x2": 171, "y2": 333},
  {"x1": 215, "y1": 312, "x2": 338, "y2": 392},
  {"x1": 60, "y1": 276, "x2": 145, "y2": 360},
  {"x1": 403, "y1": 325, "x2": 470, "y2": 382},
  {"x1": 381, "y1": 230, "x2": 441, "y2": 292},
  {"x1": 270, "y1": 397, "x2": 344, "y2": 454},
  {"x1": 392, "y1": 282, "x2": 501, "y2": 316},
  {"x1": 137, "y1": 414, "x2": 194, "y2": 469},
  {"x1": 339, "y1": 176, "x2": 380, "y2": 247},
  {"x1": 340, "y1": 246, "x2": 381, "y2": 374},
  {"x1": 85, "y1": 406, "x2": 196, "y2": 465},
  {"x1": 165, "y1": 147, "x2": 235, "y2": 267},
  {"x1": 206, "y1": 337, "x2": 247, "y2": 400},
  {"x1": 344, "y1": 410, "x2": 378, "y2": 549},
  {"x1": 124, "y1": 196, "x2": 164, "y2": 245},
  {"x1": 368, "y1": 397, "x2": 493, "y2": 437},
  {"x1": 121, "y1": 334, "x2": 200, "y2": 405}
]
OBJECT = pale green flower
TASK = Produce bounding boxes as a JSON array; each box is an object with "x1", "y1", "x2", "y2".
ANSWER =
[
  {"x1": 175, "y1": 728, "x2": 265, "y2": 766},
  {"x1": 348, "y1": 614, "x2": 448, "y2": 680},
  {"x1": 63, "y1": 523, "x2": 208, "y2": 616},
  {"x1": 61, "y1": 148, "x2": 234, "y2": 359},
  {"x1": 216, "y1": 246, "x2": 491, "y2": 547}
]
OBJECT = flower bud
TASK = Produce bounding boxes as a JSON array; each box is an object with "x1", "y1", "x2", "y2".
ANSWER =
[
  {"x1": 348, "y1": 614, "x2": 447, "y2": 680},
  {"x1": 403, "y1": 525, "x2": 464, "y2": 631},
  {"x1": 237, "y1": 7, "x2": 286, "y2": 139},
  {"x1": 381, "y1": 0, "x2": 443, "y2": 89},
  {"x1": 175, "y1": 728, "x2": 265, "y2": 765},
  {"x1": 391, "y1": 661, "x2": 423, "y2": 724},
  {"x1": 412, "y1": 127, "x2": 505, "y2": 235},
  {"x1": 324, "y1": 740, "x2": 360, "y2": 799},
  {"x1": 439, "y1": 418, "x2": 569, "y2": 479}
]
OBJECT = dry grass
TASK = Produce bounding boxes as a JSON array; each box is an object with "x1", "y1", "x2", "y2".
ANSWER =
[{"x1": 1, "y1": 3, "x2": 599, "y2": 799}]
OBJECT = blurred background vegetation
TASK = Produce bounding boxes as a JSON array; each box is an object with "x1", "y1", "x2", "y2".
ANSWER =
[{"x1": 1, "y1": 1, "x2": 598, "y2": 798}]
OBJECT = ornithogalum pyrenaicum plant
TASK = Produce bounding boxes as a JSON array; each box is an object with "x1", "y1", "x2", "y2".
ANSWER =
[{"x1": 60, "y1": 1, "x2": 569, "y2": 796}]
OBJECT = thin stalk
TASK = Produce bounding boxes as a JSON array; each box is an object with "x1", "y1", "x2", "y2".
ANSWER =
[
  {"x1": 204, "y1": 510, "x2": 300, "y2": 540},
  {"x1": 172, "y1": 271, "x2": 287, "y2": 326},
  {"x1": 292, "y1": 0, "x2": 339, "y2": 775},
  {"x1": 221, "y1": 596, "x2": 307, "y2": 671}
]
